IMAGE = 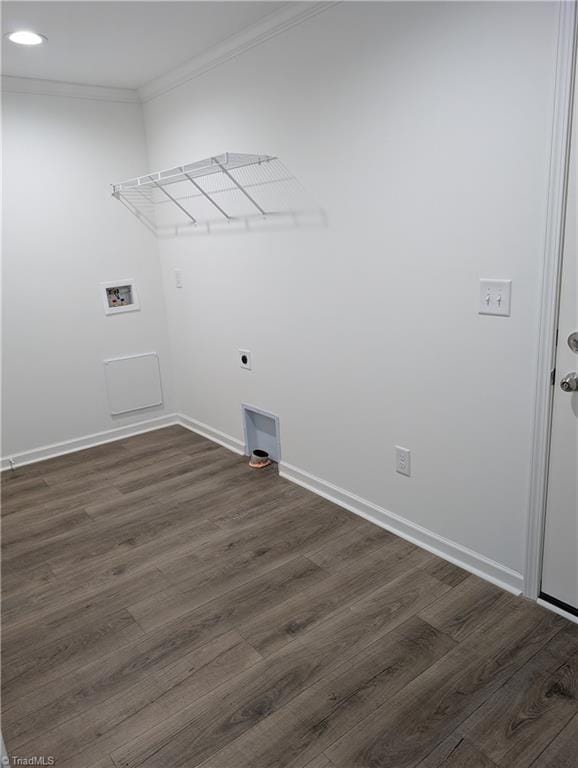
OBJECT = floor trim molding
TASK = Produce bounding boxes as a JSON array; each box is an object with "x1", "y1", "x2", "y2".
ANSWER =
[
  {"x1": 176, "y1": 413, "x2": 245, "y2": 455},
  {"x1": 279, "y1": 461, "x2": 524, "y2": 596},
  {"x1": 0, "y1": 414, "x2": 179, "y2": 471},
  {"x1": 537, "y1": 597, "x2": 578, "y2": 626},
  {"x1": 1, "y1": 409, "x2": 523, "y2": 596}
]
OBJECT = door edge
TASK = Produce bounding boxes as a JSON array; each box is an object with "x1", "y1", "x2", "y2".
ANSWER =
[{"x1": 526, "y1": 0, "x2": 577, "y2": 600}]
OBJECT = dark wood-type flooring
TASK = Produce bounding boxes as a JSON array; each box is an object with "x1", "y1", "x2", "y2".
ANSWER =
[{"x1": 1, "y1": 426, "x2": 577, "y2": 768}]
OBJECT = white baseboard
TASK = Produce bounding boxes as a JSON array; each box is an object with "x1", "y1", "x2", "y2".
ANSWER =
[
  {"x1": 1, "y1": 409, "x2": 524, "y2": 597},
  {"x1": 176, "y1": 413, "x2": 245, "y2": 455},
  {"x1": 1, "y1": 414, "x2": 179, "y2": 471},
  {"x1": 279, "y1": 461, "x2": 524, "y2": 596},
  {"x1": 537, "y1": 598, "x2": 578, "y2": 626}
]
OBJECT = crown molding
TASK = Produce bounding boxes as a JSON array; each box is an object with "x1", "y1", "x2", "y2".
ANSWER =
[
  {"x1": 1, "y1": 75, "x2": 139, "y2": 103},
  {"x1": 1, "y1": 3, "x2": 339, "y2": 105},
  {"x1": 139, "y1": 1, "x2": 340, "y2": 103}
]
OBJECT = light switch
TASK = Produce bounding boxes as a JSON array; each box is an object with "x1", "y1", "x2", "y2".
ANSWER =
[
  {"x1": 174, "y1": 269, "x2": 183, "y2": 289},
  {"x1": 479, "y1": 279, "x2": 511, "y2": 317}
]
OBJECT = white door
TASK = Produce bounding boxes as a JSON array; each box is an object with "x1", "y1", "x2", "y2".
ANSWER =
[{"x1": 541, "y1": 88, "x2": 578, "y2": 616}]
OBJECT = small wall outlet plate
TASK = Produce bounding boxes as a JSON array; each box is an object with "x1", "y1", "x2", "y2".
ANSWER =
[
  {"x1": 101, "y1": 279, "x2": 139, "y2": 315},
  {"x1": 479, "y1": 279, "x2": 512, "y2": 317},
  {"x1": 239, "y1": 349, "x2": 252, "y2": 370},
  {"x1": 395, "y1": 446, "x2": 411, "y2": 477}
]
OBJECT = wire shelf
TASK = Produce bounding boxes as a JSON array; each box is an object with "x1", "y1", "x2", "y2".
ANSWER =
[{"x1": 112, "y1": 152, "x2": 319, "y2": 236}]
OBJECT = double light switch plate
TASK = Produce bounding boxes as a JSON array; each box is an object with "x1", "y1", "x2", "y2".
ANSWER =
[{"x1": 479, "y1": 279, "x2": 512, "y2": 317}]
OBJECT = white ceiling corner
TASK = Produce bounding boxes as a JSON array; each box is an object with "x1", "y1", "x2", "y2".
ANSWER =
[
  {"x1": 0, "y1": 75, "x2": 140, "y2": 102},
  {"x1": 1, "y1": 1, "x2": 337, "y2": 103},
  {"x1": 138, "y1": 2, "x2": 339, "y2": 102},
  {"x1": 1, "y1": 1, "x2": 295, "y2": 93}
]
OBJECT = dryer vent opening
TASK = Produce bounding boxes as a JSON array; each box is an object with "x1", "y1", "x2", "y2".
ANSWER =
[{"x1": 242, "y1": 405, "x2": 281, "y2": 464}]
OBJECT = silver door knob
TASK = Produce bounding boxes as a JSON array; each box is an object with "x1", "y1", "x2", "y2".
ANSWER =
[{"x1": 560, "y1": 372, "x2": 578, "y2": 392}]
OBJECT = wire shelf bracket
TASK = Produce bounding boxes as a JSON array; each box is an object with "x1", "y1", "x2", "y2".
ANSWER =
[{"x1": 112, "y1": 152, "x2": 320, "y2": 237}]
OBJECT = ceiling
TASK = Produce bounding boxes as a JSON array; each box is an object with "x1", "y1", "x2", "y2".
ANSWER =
[{"x1": 2, "y1": 1, "x2": 287, "y2": 90}]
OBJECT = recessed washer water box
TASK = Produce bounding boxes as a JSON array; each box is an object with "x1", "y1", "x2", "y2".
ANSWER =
[
  {"x1": 242, "y1": 404, "x2": 281, "y2": 463},
  {"x1": 101, "y1": 279, "x2": 139, "y2": 315}
]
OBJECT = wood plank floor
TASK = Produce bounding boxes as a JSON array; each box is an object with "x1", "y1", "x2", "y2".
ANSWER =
[{"x1": 1, "y1": 425, "x2": 577, "y2": 768}]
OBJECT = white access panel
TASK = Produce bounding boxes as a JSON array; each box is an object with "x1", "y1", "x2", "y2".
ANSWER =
[{"x1": 104, "y1": 353, "x2": 163, "y2": 415}]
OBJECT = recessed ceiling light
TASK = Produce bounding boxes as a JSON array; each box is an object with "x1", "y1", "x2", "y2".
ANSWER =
[{"x1": 7, "y1": 30, "x2": 46, "y2": 46}]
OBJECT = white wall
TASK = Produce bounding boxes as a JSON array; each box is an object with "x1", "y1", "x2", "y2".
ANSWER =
[
  {"x1": 142, "y1": 0, "x2": 561, "y2": 584},
  {"x1": 2, "y1": 88, "x2": 174, "y2": 457}
]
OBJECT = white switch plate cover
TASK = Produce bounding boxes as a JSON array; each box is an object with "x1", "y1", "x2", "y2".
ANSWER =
[
  {"x1": 239, "y1": 349, "x2": 252, "y2": 370},
  {"x1": 174, "y1": 269, "x2": 183, "y2": 288},
  {"x1": 395, "y1": 446, "x2": 411, "y2": 477},
  {"x1": 479, "y1": 279, "x2": 512, "y2": 316}
]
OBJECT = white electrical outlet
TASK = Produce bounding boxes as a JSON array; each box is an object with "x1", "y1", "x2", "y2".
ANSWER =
[
  {"x1": 174, "y1": 269, "x2": 183, "y2": 288},
  {"x1": 479, "y1": 279, "x2": 511, "y2": 316},
  {"x1": 239, "y1": 349, "x2": 252, "y2": 370},
  {"x1": 395, "y1": 446, "x2": 411, "y2": 477}
]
